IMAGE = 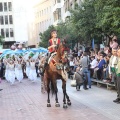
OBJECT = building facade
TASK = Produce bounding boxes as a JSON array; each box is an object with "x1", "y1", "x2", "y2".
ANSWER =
[
  {"x1": 52, "y1": 0, "x2": 83, "y2": 25},
  {"x1": 33, "y1": 0, "x2": 83, "y2": 46},
  {"x1": 34, "y1": 0, "x2": 53, "y2": 46},
  {"x1": 0, "y1": 0, "x2": 14, "y2": 48},
  {"x1": 0, "y1": 0, "x2": 28, "y2": 48}
]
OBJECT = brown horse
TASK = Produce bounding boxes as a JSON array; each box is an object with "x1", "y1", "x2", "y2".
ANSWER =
[{"x1": 43, "y1": 40, "x2": 71, "y2": 108}]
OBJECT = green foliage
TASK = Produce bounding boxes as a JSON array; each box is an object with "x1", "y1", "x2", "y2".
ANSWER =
[
  {"x1": 39, "y1": 22, "x2": 78, "y2": 49},
  {"x1": 70, "y1": 0, "x2": 120, "y2": 43},
  {"x1": 39, "y1": 0, "x2": 120, "y2": 48},
  {"x1": 39, "y1": 25, "x2": 55, "y2": 48}
]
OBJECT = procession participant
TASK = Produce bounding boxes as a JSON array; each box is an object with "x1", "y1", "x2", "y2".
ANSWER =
[
  {"x1": 0, "y1": 59, "x2": 5, "y2": 82},
  {"x1": 29, "y1": 58, "x2": 37, "y2": 82},
  {"x1": 15, "y1": 58, "x2": 19, "y2": 81},
  {"x1": 4, "y1": 58, "x2": 10, "y2": 82},
  {"x1": 8, "y1": 59, "x2": 15, "y2": 85},
  {"x1": 114, "y1": 49, "x2": 120, "y2": 103},
  {"x1": 16, "y1": 59, "x2": 23, "y2": 83},
  {"x1": 25, "y1": 59, "x2": 30, "y2": 78},
  {"x1": 109, "y1": 48, "x2": 118, "y2": 103},
  {"x1": 40, "y1": 30, "x2": 60, "y2": 76},
  {"x1": 0, "y1": 59, "x2": 3, "y2": 83}
]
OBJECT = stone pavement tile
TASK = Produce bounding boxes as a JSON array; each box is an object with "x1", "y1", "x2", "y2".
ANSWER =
[{"x1": 0, "y1": 79, "x2": 115, "y2": 120}]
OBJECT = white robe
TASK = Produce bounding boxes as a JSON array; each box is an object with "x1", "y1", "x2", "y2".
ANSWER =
[
  {"x1": 8, "y1": 64, "x2": 15, "y2": 84},
  {"x1": 16, "y1": 64, "x2": 23, "y2": 82},
  {"x1": 5, "y1": 64, "x2": 9, "y2": 82},
  {"x1": 29, "y1": 62, "x2": 37, "y2": 81}
]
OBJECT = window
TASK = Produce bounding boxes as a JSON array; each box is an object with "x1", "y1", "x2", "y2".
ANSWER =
[
  {"x1": 8, "y1": 2, "x2": 12, "y2": 11},
  {"x1": 57, "y1": 0, "x2": 61, "y2": 3},
  {"x1": 1, "y1": 29, "x2": 5, "y2": 37},
  {"x1": 58, "y1": 8, "x2": 61, "y2": 20},
  {"x1": 0, "y1": 3, "x2": 3, "y2": 12},
  {"x1": 0, "y1": 16, "x2": 4, "y2": 25},
  {"x1": 5, "y1": 15, "x2": 8, "y2": 24},
  {"x1": 6, "y1": 28, "x2": 9, "y2": 37},
  {"x1": 4, "y1": 2, "x2": 7, "y2": 11},
  {"x1": 9, "y1": 15, "x2": 13, "y2": 24},
  {"x1": 10, "y1": 28, "x2": 14, "y2": 37}
]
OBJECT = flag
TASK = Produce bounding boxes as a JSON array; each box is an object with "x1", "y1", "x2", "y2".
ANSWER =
[{"x1": 92, "y1": 39, "x2": 95, "y2": 49}]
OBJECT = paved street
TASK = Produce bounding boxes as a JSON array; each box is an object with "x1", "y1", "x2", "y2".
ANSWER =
[{"x1": 0, "y1": 78, "x2": 120, "y2": 120}]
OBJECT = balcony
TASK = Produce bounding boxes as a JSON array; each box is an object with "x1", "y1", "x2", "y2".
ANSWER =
[
  {"x1": 52, "y1": 2, "x2": 64, "y2": 13},
  {"x1": 63, "y1": 11, "x2": 71, "y2": 20}
]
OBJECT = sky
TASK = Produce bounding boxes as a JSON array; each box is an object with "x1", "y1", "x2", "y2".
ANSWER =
[{"x1": 13, "y1": 0, "x2": 42, "y2": 22}]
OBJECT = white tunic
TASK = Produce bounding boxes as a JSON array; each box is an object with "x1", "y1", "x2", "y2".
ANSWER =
[
  {"x1": 16, "y1": 64, "x2": 23, "y2": 82},
  {"x1": 8, "y1": 64, "x2": 15, "y2": 84},
  {"x1": 26, "y1": 62, "x2": 30, "y2": 77},
  {"x1": 29, "y1": 62, "x2": 37, "y2": 81},
  {"x1": 5, "y1": 64, "x2": 9, "y2": 82}
]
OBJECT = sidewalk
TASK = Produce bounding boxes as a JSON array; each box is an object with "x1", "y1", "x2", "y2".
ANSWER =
[{"x1": 0, "y1": 78, "x2": 119, "y2": 120}]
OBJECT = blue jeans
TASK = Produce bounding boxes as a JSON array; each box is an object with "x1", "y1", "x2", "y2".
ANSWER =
[
  {"x1": 82, "y1": 68, "x2": 91, "y2": 88},
  {"x1": 103, "y1": 67, "x2": 109, "y2": 79}
]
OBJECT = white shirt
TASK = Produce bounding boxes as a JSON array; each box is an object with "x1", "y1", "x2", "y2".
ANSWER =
[
  {"x1": 70, "y1": 61, "x2": 74, "y2": 66},
  {"x1": 90, "y1": 59, "x2": 98, "y2": 69},
  {"x1": 109, "y1": 56, "x2": 117, "y2": 74}
]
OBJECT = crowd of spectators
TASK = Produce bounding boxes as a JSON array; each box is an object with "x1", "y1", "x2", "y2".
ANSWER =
[{"x1": 68, "y1": 35, "x2": 119, "y2": 92}]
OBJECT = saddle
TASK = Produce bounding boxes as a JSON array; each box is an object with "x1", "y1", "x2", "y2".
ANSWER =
[{"x1": 48, "y1": 53, "x2": 68, "y2": 81}]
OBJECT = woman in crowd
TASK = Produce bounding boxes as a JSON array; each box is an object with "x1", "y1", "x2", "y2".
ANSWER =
[
  {"x1": 29, "y1": 58, "x2": 37, "y2": 82},
  {"x1": 110, "y1": 36, "x2": 118, "y2": 49},
  {"x1": 25, "y1": 59, "x2": 30, "y2": 78},
  {"x1": 4, "y1": 59, "x2": 10, "y2": 82},
  {"x1": 7, "y1": 60, "x2": 15, "y2": 85},
  {"x1": 73, "y1": 67, "x2": 84, "y2": 91},
  {"x1": 73, "y1": 56, "x2": 80, "y2": 71},
  {"x1": 15, "y1": 59, "x2": 23, "y2": 83}
]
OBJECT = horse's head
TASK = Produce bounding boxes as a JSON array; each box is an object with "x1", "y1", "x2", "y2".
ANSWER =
[{"x1": 57, "y1": 39, "x2": 69, "y2": 64}]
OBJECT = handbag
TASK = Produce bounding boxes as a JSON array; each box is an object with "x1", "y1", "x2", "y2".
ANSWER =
[{"x1": 70, "y1": 79, "x2": 76, "y2": 87}]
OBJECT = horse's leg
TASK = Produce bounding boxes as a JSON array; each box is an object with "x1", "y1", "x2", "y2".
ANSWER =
[
  {"x1": 66, "y1": 92, "x2": 71, "y2": 106},
  {"x1": 53, "y1": 80, "x2": 60, "y2": 107},
  {"x1": 47, "y1": 79, "x2": 51, "y2": 107},
  {"x1": 62, "y1": 81, "x2": 67, "y2": 108}
]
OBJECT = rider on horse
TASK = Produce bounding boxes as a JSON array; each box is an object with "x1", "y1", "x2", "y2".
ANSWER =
[{"x1": 41, "y1": 30, "x2": 60, "y2": 76}]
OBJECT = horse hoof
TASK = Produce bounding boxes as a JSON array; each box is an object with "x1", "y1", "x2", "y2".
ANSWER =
[
  {"x1": 55, "y1": 103, "x2": 60, "y2": 107},
  {"x1": 47, "y1": 103, "x2": 51, "y2": 107},
  {"x1": 63, "y1": 104, "x2": 67, "y2": 108},
  {"x1": 67, "y1": 101, "x2": 71, "y2": 106}
]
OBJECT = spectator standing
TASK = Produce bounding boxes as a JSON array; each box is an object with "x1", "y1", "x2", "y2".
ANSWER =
[
  {"x1": 109, "y1": 48, "x2": 118, "y2": 85},
  {"x1": 110, "y1": 36, "x2": 118, "y2": 49},
  {"x1": 115, "y1": 49, "x2": 120, "y2": 104},
  {"x1": 80, "y1": 52, "x2": 91, "y2": 89}
]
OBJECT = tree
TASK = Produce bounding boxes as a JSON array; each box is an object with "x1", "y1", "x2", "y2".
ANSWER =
[
  {"x1": 70, "y1": 0, "x2": 98, "y2": 43},
  {"x1": 39, "y1": 25, "x2": 55, "y2": 48},
  {"x1": 39, "y1": 22, "x2": 78, "y2": 49},
  {"x1": 95, "y1": 0, "x2": 120, "y2": 35}
]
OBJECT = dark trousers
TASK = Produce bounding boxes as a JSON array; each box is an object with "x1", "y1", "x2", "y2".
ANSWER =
[
  {"x1": 97, "y1": 69, "x2": 102, "y2": 80},
  {"x1": 117, "y1": 76, "x2": 120, "y2": 99}
]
